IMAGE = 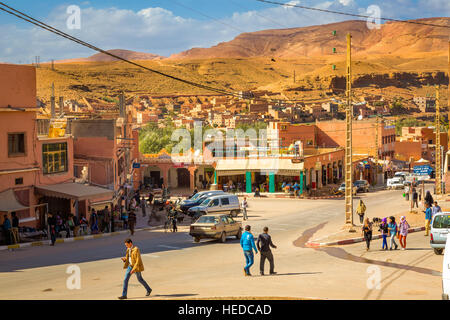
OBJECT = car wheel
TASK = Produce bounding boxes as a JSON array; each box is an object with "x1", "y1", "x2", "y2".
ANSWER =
[
  {"x1": 220, "y1": 232, "x2": 226, "y2": 243},
  {"x1": 194, "y1": 237, "x2": 200, "y2": 243},
  {"x1": 236, "y1": 228, "x2": 242, "y2": 240},
  {"x1": 433, "y1": 248, "x2": 443, "y2": 255}
]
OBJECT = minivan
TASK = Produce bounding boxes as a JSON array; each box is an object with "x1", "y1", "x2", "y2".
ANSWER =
[
  {"x1": 188, "y1": 194, "x2": 241, "y2": 218},
  {"x1": 430, "y1": 212, "x2": 449, "y2": 255},
  {"x1": 178, "y1": 190, "x2": 224, "y2": 213}
]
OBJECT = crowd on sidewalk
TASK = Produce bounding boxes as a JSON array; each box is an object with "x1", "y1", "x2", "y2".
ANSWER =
[{"x1": 357, "y1": 190, "x2": 442, "y2": 252}]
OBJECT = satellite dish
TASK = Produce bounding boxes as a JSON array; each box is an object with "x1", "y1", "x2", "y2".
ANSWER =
[{"x1": 357, "y1": 115, "x2": 363, "y2": 120}]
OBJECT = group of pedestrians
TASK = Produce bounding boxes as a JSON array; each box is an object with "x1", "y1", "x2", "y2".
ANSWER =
[{"x1": 1, "y1": 212, "x2": 19, "y2": 245}]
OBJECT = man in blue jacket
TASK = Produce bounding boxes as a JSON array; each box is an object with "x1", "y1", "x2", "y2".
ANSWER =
[{"x1": 240, "y1": 225, "x2": 258, "y2": 276}]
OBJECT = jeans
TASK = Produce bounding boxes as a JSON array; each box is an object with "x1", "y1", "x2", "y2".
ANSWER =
[
  {"x1": 260, "y1": 250, "x2": 274, "y2": 274},
  {"x1": 243, "y1": 250, "x2": 254, "y2": 274},
  {"x1": 382, "y1": 234, "x2": 388, "y2": 250},
  {"x1": 122, "y1": 266, "x2": 151, "y2": 297},
  {"x1": 390, "y1": 233, "x2": 398, "y2": 249}
]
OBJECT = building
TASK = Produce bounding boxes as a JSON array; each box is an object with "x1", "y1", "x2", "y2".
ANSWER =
[
  {"x1": 413, "y1": 96, "x2": 436, "y2": 113},
  {"x1": 0, "y1": 64, "x2": 113, "y2": 233}
]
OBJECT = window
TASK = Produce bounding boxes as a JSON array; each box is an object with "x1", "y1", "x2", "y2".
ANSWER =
[
  {"x1": 433, "y1": 215, "x2": 449, "y2": 229},
  {"x1": 43, "y1": 143, "x2": 68, "y2": 174},
  {"x1": 221, "y1": 197, "x2": 230, "y2": 205},
  {"x1": 15, "y1": 177, "x2": 23, "y2": 185},
  {"x1": 209, "y1": 199, "x2": 220, "y2": 207},
  {"x1": 221, "y1": 216, "x2": 229, "y2": 224},
  {"x1": 8, "y1": 133, "x2": 25, "y2": 157}
]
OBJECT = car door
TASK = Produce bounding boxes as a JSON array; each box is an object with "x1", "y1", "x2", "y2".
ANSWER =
[
  {"x1": 220, "y1": 215, "x2": 230, "y2": 234},
  {"x1": 207, "y1": 198, "x2": 221, "y2": 214},
  {"x1": 226, "y1": 216, "x2": 239, "y2": 235},
  {"x1": 220, "y1": 197, "x2": 231, "y2": 214}
]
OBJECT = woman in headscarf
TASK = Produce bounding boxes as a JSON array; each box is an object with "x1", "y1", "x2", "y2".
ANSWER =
[
  {"x1": 398, "y1": 216, "x2": 410, "y2": 250},
  {"x1": 424, "y1": 191, "x2": 434, "y2": 207},
  {"x1": 356, "y1": 200, "x2": 366, "y2": 224}
]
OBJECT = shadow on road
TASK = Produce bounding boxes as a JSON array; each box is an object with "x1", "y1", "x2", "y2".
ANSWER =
[
  {"x1": 127, "y1": 293, "x2": 199, "y2": 300},
  {"x1": 269, "y1": 272, "x2": 322, "y2": 277}
]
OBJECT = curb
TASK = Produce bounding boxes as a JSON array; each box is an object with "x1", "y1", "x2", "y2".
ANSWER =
[
  {"x1": 305, "y1": 226, "x2": 425, "y2": 248},
  {"x1": 0, "y1": 225, "x2": 164, "y2": 251}
]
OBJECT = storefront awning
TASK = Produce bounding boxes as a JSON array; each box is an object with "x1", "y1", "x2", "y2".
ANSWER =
[
  {"x1": 36, "y1": 183, "x2": 114, "y2": 201},
  {"x1": 215, "y1": 158, "x2": 304, "y2": 176},
  {"x1": 0, "y1": 189, "x2": 29, "y2": 213}
]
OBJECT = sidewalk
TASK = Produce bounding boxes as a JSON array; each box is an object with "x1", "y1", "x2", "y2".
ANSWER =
[{"x1": 306, "y1": 205, "x2": 443, "y2": 248}]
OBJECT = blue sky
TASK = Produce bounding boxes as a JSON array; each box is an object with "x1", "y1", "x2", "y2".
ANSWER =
[{"x1": 0, "y1": 0, "x2": 448, "y2": 63}]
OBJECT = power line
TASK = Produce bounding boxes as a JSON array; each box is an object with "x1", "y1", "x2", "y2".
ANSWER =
[{"x1": 255, "y1": 0, "x2": 450, "y2": 29}]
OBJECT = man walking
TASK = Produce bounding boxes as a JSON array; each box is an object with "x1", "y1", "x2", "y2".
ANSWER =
[
  {"x1": 257, "y1": 227, "x2": 277, "y2": 276},
  {"x1": 128, "y1": 210, "x2": 137, "y2": 236},
  {"x1": 118, "y1": 238, "x2": 152, "y2": 300},
  {"x1": 240, "y1": 225, "x2": 258, "y2": 276}
]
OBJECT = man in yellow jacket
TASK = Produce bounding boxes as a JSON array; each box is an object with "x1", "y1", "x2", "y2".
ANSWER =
[{"x1": 118, "y1": 238, "x2": 152, "y2": 299}]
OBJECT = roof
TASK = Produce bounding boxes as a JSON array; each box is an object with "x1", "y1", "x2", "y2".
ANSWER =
[
  {"x1": 0, "y1": 189, "x2": 29, "y2": 213},
  {"x1": 35, "y1": 183, "x2": 114, "y2": 201}
]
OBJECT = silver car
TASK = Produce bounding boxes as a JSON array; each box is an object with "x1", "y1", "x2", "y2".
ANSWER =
[
  {"x1": 430, "y1": 212, "x2": 450, "y2": 255},
  {"x1": 188, "y1": 194, "x2": 241, "y2": 218}
]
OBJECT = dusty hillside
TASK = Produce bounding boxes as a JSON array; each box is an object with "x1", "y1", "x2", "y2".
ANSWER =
[
  {"x1": 35, "y1": 18, "x2": 450, "y2": 103},
  {"x1": 169, "y1": 18, "x2": 450, "y2": 59},
  {"x1": 54, "y1": 49, "x2": 164, "y2": 64}
]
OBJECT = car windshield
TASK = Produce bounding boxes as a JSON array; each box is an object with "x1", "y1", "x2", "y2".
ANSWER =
[
  {"x1": 433, "y1": 215, "x2": 450, "y2": 229},
  {"x1": 355, "y1": 181, "x2": 365, "y2": 185},
  {"x1": 190, "y1": 193, "x2": 201, "y2": 200},
  {"x1": 196, "y1": 216, "x2": 219, "y2": 224},
  {"x1": 340, "y1": 184, "x2": 345, "y2": 188}
]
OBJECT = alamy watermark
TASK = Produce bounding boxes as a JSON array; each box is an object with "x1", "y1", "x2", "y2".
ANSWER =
[
  {"x1": 366, "y1": 265, "x2": 381, "y2": 290},
  {"x1": 66, "y1": 5, "x2": 81, "y2": 30},
  {"x1": 66, "y1": 264, "x2": 81, "y2": 290},
  {"x1": 366, "y1": 5, "x2": 381, "y2": 30}
]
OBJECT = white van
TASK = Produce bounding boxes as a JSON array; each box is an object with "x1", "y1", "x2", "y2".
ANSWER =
[
  {"x1": 442, "y1": 235, "x2": 450, "y2": 300},
  {"x1": 188, "y1": 194, "x2": 241, "y2": 218}
]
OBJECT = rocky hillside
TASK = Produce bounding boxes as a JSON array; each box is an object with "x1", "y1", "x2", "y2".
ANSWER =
[{"x1": 169, "y1": 18, "x2": 450, "y2": 59}]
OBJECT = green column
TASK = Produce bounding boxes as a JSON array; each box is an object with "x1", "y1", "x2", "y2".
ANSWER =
[
  {"x1": 300, "y1": 171, "x2": 304, "y2": 195},
  {"x1": 269, "y1": 172, "x2": 275, "y2": 193},
  {"x1": 246, "y1": 171, "x2": 252, "y2": 193},
  {"x1": 214, "y1": 171, "x2": 217, "y2": 184}
]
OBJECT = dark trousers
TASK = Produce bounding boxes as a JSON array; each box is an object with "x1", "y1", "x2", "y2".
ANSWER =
[
  {"x1": 260, "y1": 250, "x2": 274, "y2": 274},
  {"x1": 412, "y1": 198, "x2": 418, "y2": 208},
  {"x1": 364, "y1": 231, "x2": 372, "y2": 249},
  {"x1": 358, "y1": 213, "x2": 364, "y2": 224}
]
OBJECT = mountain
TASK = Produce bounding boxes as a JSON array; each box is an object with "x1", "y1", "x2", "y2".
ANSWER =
[
  {"x1": 169, "y1": 18, "x2": 450, "y2": 59},
  {"x1": 55, "y1": 49, "x2": 164, "y2": 64}
]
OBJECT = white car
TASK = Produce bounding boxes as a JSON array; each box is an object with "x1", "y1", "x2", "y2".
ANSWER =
[
  {"x1": 387, "y1": 177, "x2": 404, "y2": 190},
  {"x1": 443, "y1": 235, "x2": 450, "y2": 300}
]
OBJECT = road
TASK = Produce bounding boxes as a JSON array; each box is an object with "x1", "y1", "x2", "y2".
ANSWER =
[{"x1": 0, "y1": 187, "x2": 444, "y2": 300}]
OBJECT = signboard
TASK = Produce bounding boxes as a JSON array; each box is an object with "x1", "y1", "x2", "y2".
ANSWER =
[
  {"x1": 291, "y1": 158, "x2": 304, "y2": 164},
  {"x1": 132, "y1": 163, "x2": 141, "y2": 169},
  {"x1": 413, "y1": 165, "x2": 433, "y2": 176}
]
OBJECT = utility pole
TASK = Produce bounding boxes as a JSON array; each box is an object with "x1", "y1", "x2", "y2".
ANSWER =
[
  {"x1": 436, "y1": 85, "x2": 442, "y2": 195},
  {"x1": 374, "y1": 115, "x2": 379, "y2": 186},
  {"x1": 345, "y1": 33, "x2": 354, "y2": 227},
  {"x1": 50, "y1": 82, "x2": 56, "y2": 119}
]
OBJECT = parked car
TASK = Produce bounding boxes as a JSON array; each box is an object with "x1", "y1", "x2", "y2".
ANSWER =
[
  {"x1": 337, "y1": 183, "x2": 357, "y2": 196},
  {"x1": 430, "y1": 212, "x2": 450, "y2": 255},
  {"x1": 354, "y1": 180, "x2": 370, "y2": 193},
  {"x1": 387, "y1": 177, "x2": 405, "y2": 190},
  {"x1": 442, "y1": 235, "x2": 450, "y2": 300},
  {"x1": 187, "y1": 194, "x2": 241, "y2": 218},
  {"x1": 178, "y1": 190, "x2": 224, "y2": 214},
  {"x1": 189, "y1": 214, "x2": 242, "y2": 243}
]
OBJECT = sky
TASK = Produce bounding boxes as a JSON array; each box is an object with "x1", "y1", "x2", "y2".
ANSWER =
[{"x1": 0, "y1": 0, "x2": 449, "y2": 63}]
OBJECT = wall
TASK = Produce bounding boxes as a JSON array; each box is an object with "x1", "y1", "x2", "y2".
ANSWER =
[
  {"x1": 394, "y1": 141, "x2": 422, "y2": 162},
  {"x1": 0, "y1": 64, "x2": 36, "y2": 108}
]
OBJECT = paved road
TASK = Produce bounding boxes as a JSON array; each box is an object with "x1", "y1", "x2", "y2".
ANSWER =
[{"x1": 0, "y1": 187, "x2": 443, "y2": 300}]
